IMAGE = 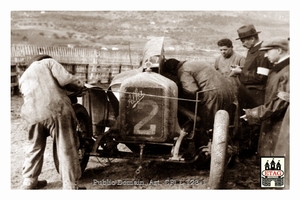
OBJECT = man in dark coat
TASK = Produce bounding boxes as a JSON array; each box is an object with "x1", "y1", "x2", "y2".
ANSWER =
[
  {"x1": 234, "y1": 24, "x2": 272, "y2": 108},
  {"x1": 234, "y1": 24, "x2": 273, "y2": 154},
  {"x1": 240, "y1": 37, "x2": 290, "y2": 188}
]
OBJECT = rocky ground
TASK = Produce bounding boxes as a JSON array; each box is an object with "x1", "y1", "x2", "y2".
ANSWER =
[{"x1": 11, "y1": 94, "x2": 261, "y2": 190}]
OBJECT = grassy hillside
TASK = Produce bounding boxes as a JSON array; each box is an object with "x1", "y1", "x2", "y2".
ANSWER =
[{"x1": 11, "y1": 11, "x2": 289, "y2": 56}]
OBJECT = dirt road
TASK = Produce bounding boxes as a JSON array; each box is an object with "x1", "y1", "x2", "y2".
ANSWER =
[{"x1": 11, "y1": 95, "x2": 260, "y2": 190}]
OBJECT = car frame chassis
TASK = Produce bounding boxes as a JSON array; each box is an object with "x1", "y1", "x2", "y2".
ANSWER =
[{"x1": 53, "y1": 38, "x2": 238, "y2": 189}]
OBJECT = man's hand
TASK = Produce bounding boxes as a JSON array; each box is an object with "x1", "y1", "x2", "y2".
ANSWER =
[
  {"x1": 240, "y1": 109, "x2": 248, "y2": 121},
  {"x1": 229, "y1": 65, "x2": 242, "y2": 77},
  {"x1": 65, "y1": 79, "x2": 84, "y2": 92},
  {"x1": 240, "y1": 114, "x2": 247, "y2": 121}
]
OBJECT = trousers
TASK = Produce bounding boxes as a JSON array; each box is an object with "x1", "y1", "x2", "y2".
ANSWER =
[{"x1": 22, "y1": 111, "x2": 82, "y2": 189}]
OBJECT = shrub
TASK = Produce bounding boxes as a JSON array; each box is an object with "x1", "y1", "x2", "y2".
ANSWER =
[
  {"x1": 53, "y1": 33, "x2": 60, "y2": 39},
  {"x1": 22, "y1": 36, "x2": 28, "y2": 41}
]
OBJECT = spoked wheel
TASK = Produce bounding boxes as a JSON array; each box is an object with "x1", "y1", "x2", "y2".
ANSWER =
[
  {"x1": 53, "y1": 104, "x2": 93, "y2": 174},
  {"x1": 208, "y1": 110, "x2": 229, "y2": 189}
]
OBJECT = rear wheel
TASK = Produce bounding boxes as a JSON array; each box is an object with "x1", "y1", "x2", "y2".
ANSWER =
[
  {"x1": 208, "y1": 110, "x2": 229, "y2": 189},
  {"x1": 53, "y1": 104, "x2": 93, "y2": 174}
]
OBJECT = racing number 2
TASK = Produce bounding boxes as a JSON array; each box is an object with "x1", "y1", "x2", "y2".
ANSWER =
[{"x1": 133, "y1": 99, "x2": 158, "y2": 135}]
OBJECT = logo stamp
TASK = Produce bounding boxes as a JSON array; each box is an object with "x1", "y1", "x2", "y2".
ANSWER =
[{"x1": 260, "y1": 156, "x2": 285, "y2": 188}]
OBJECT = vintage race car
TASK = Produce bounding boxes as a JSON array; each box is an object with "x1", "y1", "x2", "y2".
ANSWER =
[{"x1": 53, "y1": 37, "x2": 237, "y2": 189}]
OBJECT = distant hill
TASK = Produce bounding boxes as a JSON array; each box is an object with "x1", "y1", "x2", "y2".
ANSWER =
[{"x1": 11, "y1": 11, "x2": 290, "y2": 54}]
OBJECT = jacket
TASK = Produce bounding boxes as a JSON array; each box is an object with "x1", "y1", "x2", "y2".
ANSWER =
[
  {"x1": 19, "y1": 58, "x2": 84, "y2": 125},
  {"x1": 239, "y1": 42, "x2": 272, "y2": 90},
  {"x1": 177, "y1": 60, "x2": 236, "y2": 129},
  {"x1": 244, "y1": 57, "x2": 289, "y2": 156}
]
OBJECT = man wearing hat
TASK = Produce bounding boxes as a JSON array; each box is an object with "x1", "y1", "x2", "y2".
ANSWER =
[
  {"x1": 233, "y1": 24, "x2": 273, "y2": 155},
  {"x1": 234, "y1": 24, "x2": 272, "y2": 108},
  {"x1": 240, "y1": 37, "x2": 290, "y2": 188}
]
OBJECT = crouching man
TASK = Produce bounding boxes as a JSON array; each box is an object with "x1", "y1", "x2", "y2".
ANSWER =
[{"x1": 163, "y1": 58, "x2": 237, "y2": 148}]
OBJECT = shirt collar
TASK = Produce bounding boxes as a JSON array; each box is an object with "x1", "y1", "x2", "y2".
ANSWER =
[
  {"x1": 272, "y1": 57, "x2": 290, "y2": 72},
  {"x1": 249, "y1": 41, "x2": 262, "y2": 54},
  {"x1": 254, "y1": 41, "x2": 262, "y2": 47},
  {"x1": 276, "y1": 55, "x2": 290, "y2": 64}
]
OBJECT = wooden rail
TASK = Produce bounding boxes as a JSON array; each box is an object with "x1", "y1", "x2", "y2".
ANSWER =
[
  {"x1": 11, "y1": 44, "x2": 141, "y2": 65},
  {"x1": 11, "y1": 44, "x2": 217, "y2": 95},
  {"x1": 10, "y1": 44, "x2": 142, "y2": 95}
]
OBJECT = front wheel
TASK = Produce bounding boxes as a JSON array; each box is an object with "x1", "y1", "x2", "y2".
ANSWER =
[
  {"x1": 208, "y1": 110, "x2": 229, "y2": 189},
  {"x1": 53, "y1": 104, "x2": 93, "y2": 174}
]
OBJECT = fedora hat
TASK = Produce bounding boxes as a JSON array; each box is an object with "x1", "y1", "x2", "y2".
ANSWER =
[{"x1": 236, "y1": 24, "x2": 261, "y2": 40}]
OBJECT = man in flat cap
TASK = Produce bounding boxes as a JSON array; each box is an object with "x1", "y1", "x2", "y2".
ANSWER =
[
  {"x1": 241, "y1": 37, "x2": 290, "y2": 188},
  {"x1": 233, "y1": 24, "x2": 272, "y2": 155}
]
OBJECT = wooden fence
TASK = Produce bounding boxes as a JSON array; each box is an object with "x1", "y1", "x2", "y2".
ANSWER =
[
  {"x1": 11, "y1": 44, "x2": 141, "y2": 65},
  {"x1": 11, "y1": 44, "x2": 218, "y2": 95},
  {"x1": 11, "y1": 44, "x2": 143, "y2": 94}
]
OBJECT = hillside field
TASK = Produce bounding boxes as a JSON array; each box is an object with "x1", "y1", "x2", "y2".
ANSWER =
[{"x1": 11, "y1": 11, "x2": 289, "y2": 56}]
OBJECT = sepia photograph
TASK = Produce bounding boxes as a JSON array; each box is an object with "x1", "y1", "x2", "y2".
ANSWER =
[{"x1": 5, "y1": 0, "x2": 297, "y2": 197}]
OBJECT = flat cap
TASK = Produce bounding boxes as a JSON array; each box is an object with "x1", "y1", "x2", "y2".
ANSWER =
[{"x1": 259, "y1": 37, "x2": 289, "y2": 51}]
